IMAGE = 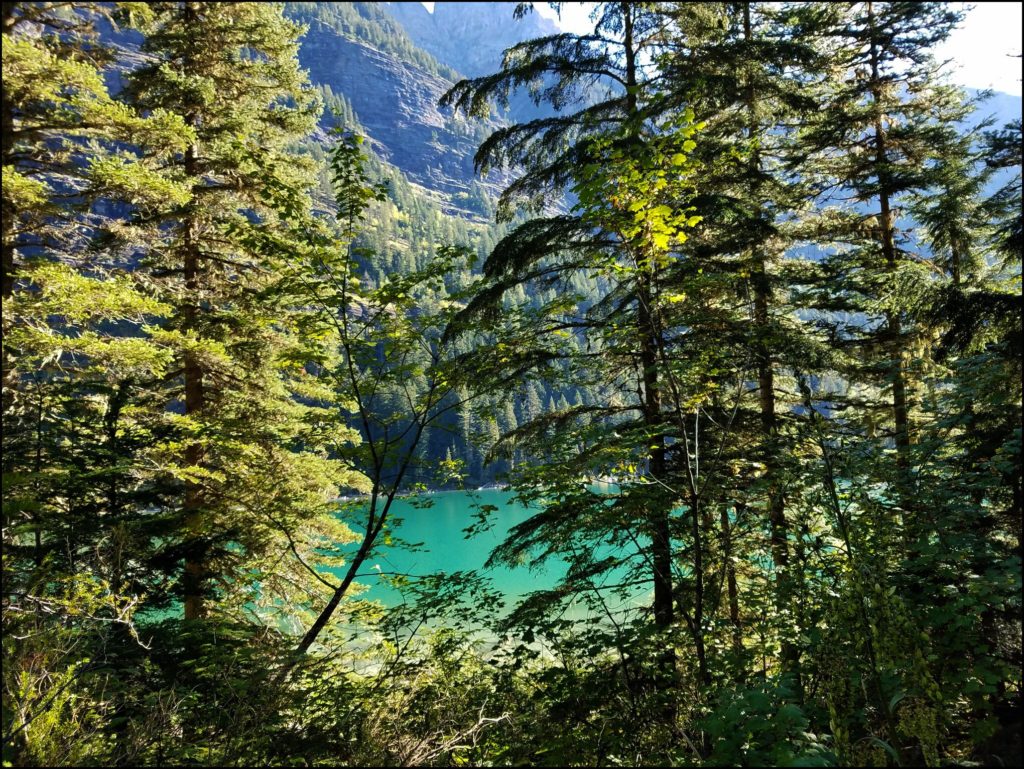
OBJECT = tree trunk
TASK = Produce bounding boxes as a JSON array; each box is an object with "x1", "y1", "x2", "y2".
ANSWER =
[
  {"x1": 622, "y1": 0, "x2": 677, "y2": 663},
  {"x1": 743, "y1": 2, "x2": 800, "y2": 687},
  {"x1": 868, "y1": 2, "x2": 912, "y2": 480},
  {"x1": 2, "y1": 15, "x2": 18, "y2": 419},
  {"x1": 180, "y1": 5, "x2": 207, "y2": 620},
  {"x1": 182, "y1": 137, "x2": 206, "y2": 620},
  {"x1": 721, "y1": 505, "x2": 742, "y2": 657}
]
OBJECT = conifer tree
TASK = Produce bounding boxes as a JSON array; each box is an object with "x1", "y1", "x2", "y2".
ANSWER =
[
  {"x1": 658, "y1": 1, "x2": 836, "y2": 685},
  {"x1": 786, "y1": 4, "x2": 1021, "y2": 760},
  {"x1": 121, "y1": 1, "x2": 357, "y2": 620},
  {"x1": 2, "y1": 0, "x2": 192, "y2": 603},
  {"x1": 444, "y1": 1, "x2": 706, "y2": 692},
  {"x1": 799, "y1": 1, "x2": 967, "y2": 503},
  {"x1": 2, "y1": 4, "x2": 192, "y2": 759},
  {"x1": 983, "y1": 114, "x2": 1023, "y2": 268},
  {"x1": 2, "y1": 3, "x2": 184, "y2": 394},
  {"x1": 906, "y1": 104, "x2": 1022, "y2": 740}
]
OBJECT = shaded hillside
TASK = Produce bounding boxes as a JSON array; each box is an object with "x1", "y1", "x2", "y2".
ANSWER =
[{"x1": 285, "y1": 2, "x2": 510, "y2": 206}]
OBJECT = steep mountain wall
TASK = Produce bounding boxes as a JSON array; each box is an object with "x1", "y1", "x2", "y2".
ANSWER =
[
  {"x1": 386, "y1": 1, "x2": 565, "y2": 121},
  {"x1": 287, "y1": 2, "x2": 508, "y2": 204},
  {"x1": 386, "y1": 1, "x2": 559, "y2": 78}
]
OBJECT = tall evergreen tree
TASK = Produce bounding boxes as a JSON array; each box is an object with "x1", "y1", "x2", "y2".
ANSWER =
[
  {"x1": 799, "y1": 0, "x2": 967, "y2": 504},
  {"x1": 121, "y1": 1, "x2": 356, "y2": 620},
  {"x1": 1, "y1": 1, "x2": 193, "y2": 603},
  {"x1": 784, "y1": 4, "x2": 1022, "y2": 761},
  {"x1": 659, "y1": 0, "x2": 837, "y2": 687},
  {"x1": 444, "y1": 2, "x2": 709, "y2": 704},
  {"x1": 2, "y1": 4, "x2": 192, "y2": 761}
]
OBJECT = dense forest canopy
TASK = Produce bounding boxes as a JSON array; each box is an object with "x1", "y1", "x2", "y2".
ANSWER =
[{"x1": 2, "y1": 2, "x2": 1020, "y2": 766}]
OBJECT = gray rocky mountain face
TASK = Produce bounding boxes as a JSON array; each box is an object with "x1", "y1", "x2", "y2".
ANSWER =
[
  {"x1": 386, "y1": 1, "x2": 567, "y2": 123},
  {"x1": 291, "y1": 3, "x2": 529, "y2": 209},
  {"x1": 296, "y1": 19, "x2": 502, "y2": 199},
  {"x1": 287, "y1": 2, "x2": 586, "y2": 209},
  {"x1": 386, "y1": 1, "x2": 560, "y2": 78}
]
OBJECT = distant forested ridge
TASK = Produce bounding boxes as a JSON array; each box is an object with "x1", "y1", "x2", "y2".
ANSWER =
[{"x1": 2, "y1": 2, "x2": 1021, "y2": 767}]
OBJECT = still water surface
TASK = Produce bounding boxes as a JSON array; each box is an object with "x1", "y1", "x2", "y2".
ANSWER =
[
  {"x1": 328, "y1": 489, "x2": 558, "y2": 605},
  {"x1": 328, "y1": 488, "x2": 648, "y2": 615}
]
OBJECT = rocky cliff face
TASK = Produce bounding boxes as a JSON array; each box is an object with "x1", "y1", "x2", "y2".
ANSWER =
[
  {"x1": 386, "y1": 1, "x2": 563, "y2": 122},
  {"x1": 281, "y1": 2, "x2": 608, "y2": 213},
  {"x1": 291, "y1": 5, "x2": 512, "y2": 205},
  {"x1": 385, "y1": 1, "x2": 560, "y2": 78}
]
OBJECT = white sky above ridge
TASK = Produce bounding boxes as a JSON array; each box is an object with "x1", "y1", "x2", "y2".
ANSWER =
[{"x1": 420, "y1": 2, "x2": 1022, "y2": 96}]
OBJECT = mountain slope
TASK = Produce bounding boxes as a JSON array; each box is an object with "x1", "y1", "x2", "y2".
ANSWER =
[
  {"x1": 386, "y1": 1, "x2": 567, "y2": 122},
  {"x1": 385, "y1": 1, "x2": 560, "y2": 78},
  {"x1": 286, "y1": 2, "x2": 507, "y2": 205}
]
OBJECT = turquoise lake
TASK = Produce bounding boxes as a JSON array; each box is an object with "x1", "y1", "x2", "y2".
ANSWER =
[{"x1": 329, "y1": 488, "x2": 651, "y2": 616}]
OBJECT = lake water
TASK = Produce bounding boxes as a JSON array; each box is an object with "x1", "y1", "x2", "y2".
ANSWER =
[
  {"x1": 330, "y1": 489, "x2": 557, "y2": 603},
  {"x1": 329, "y1": 488, "x2": 650, "y2": 618}
]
